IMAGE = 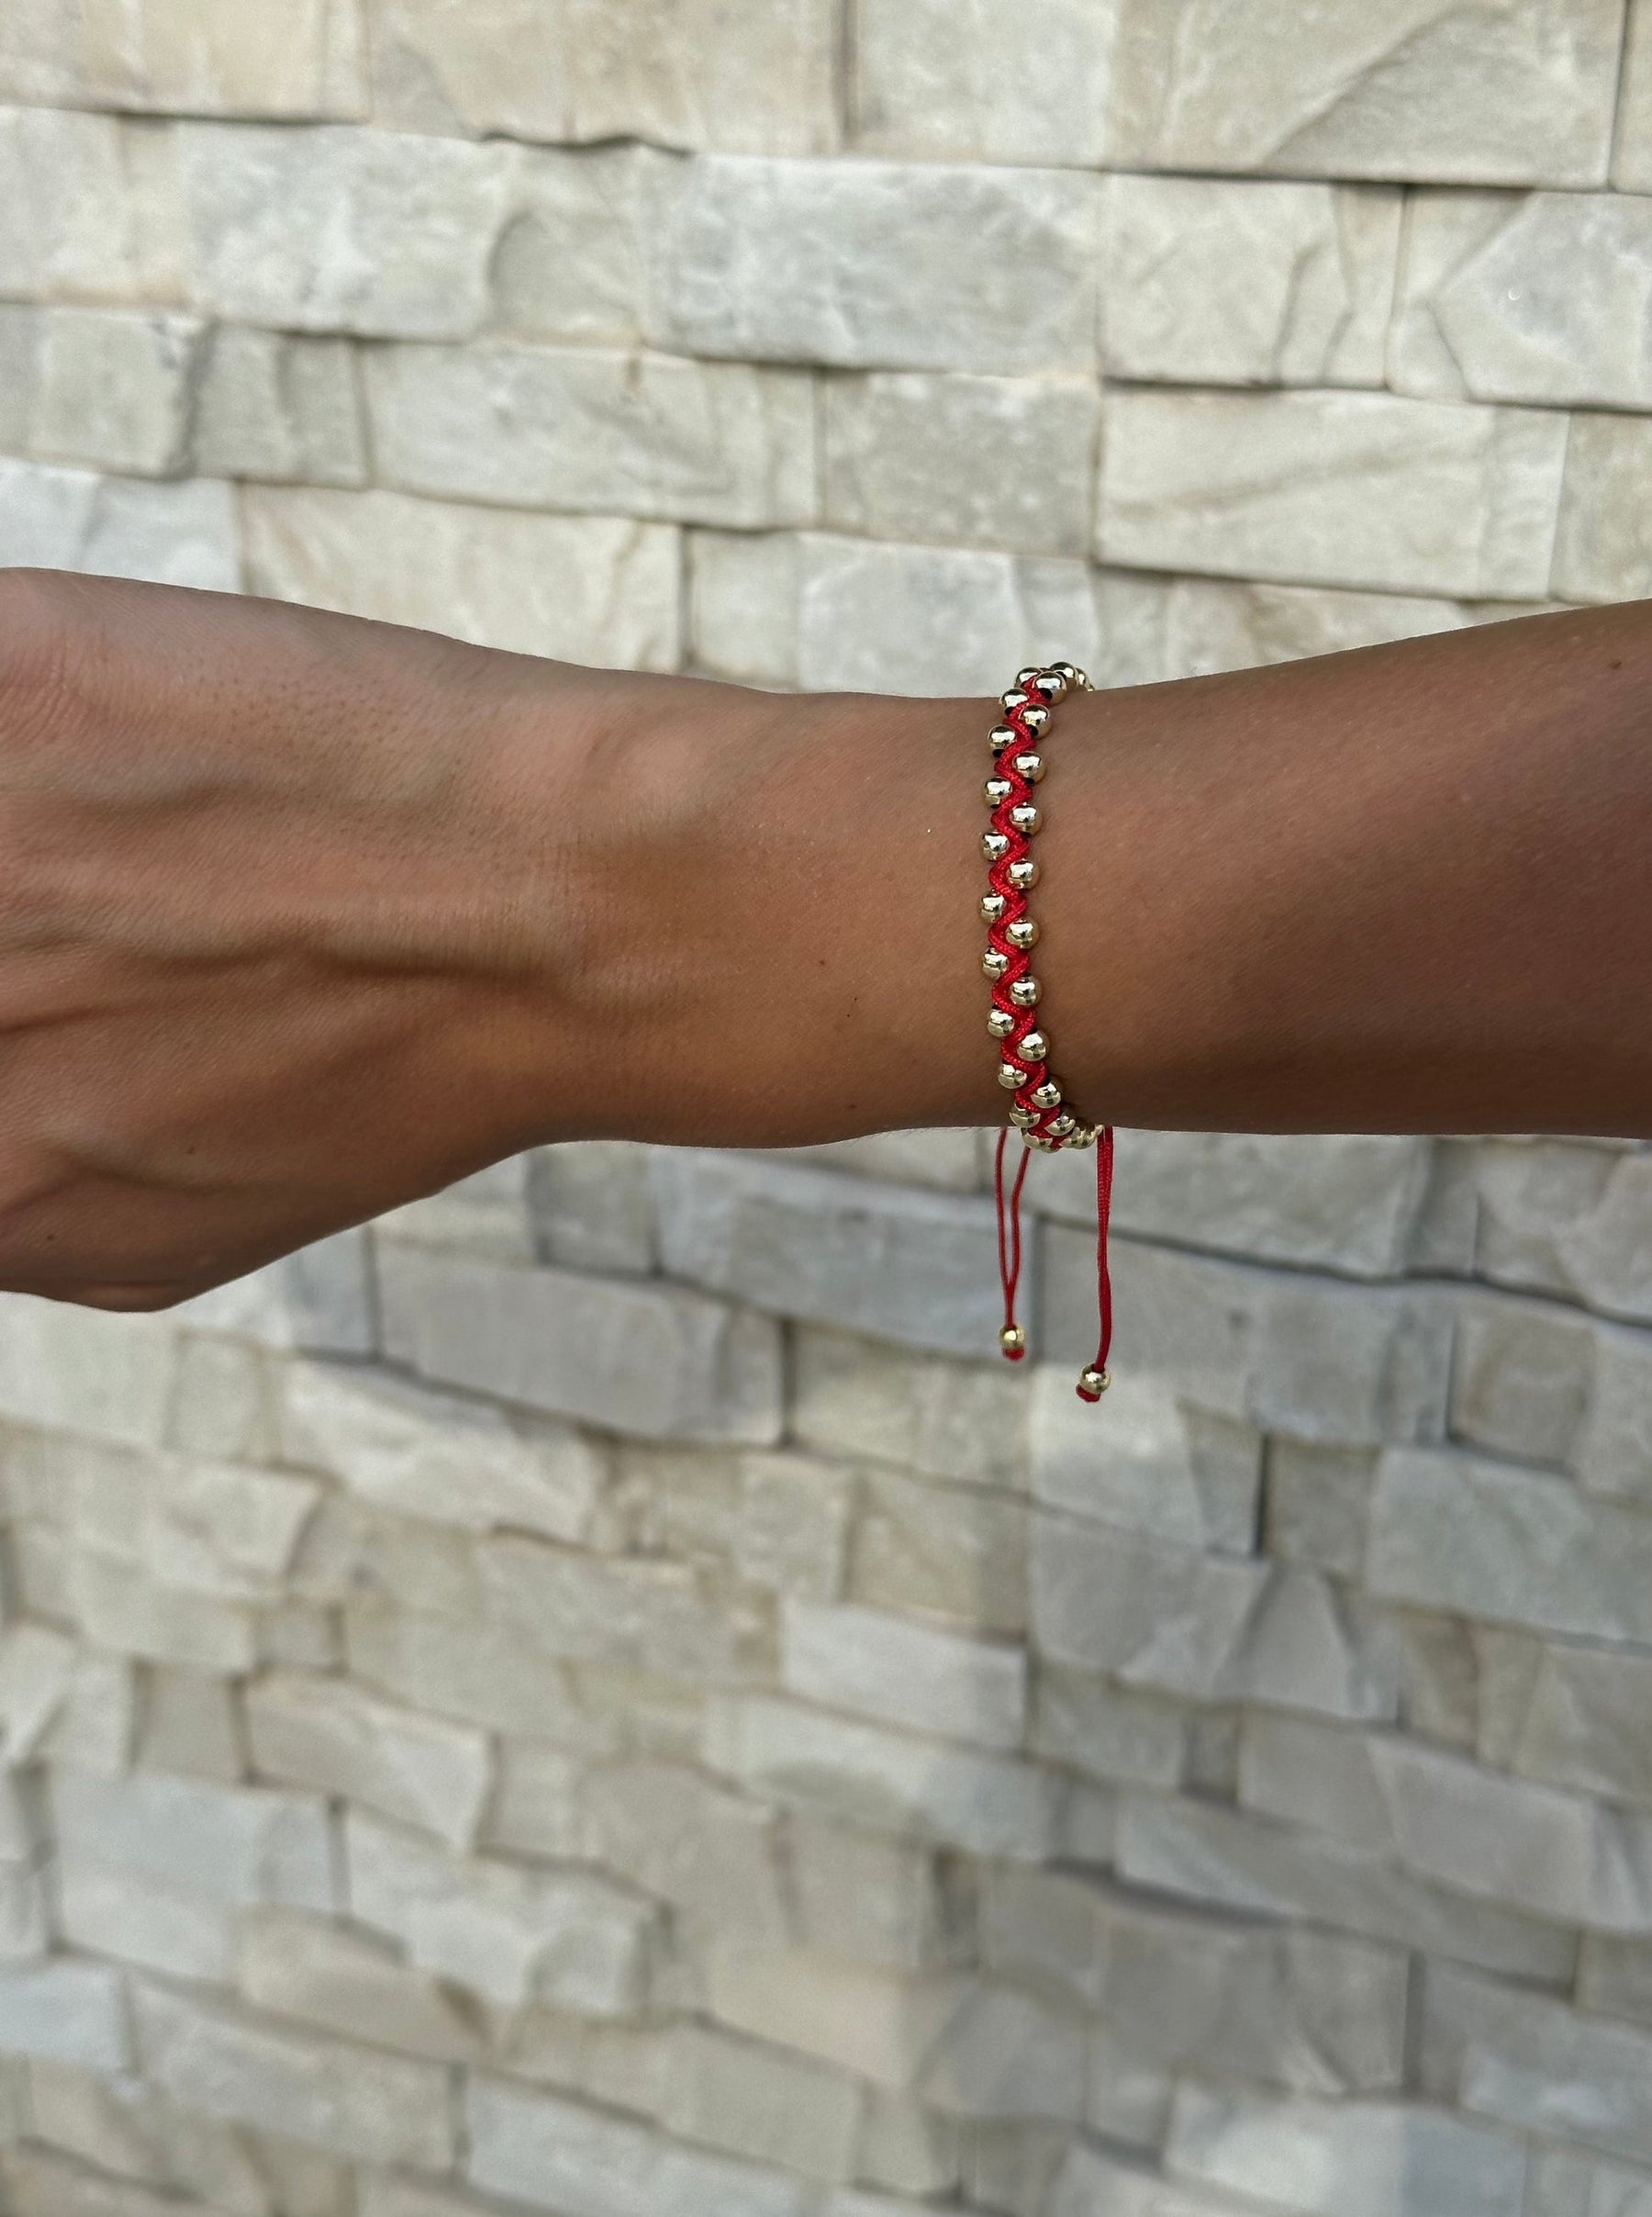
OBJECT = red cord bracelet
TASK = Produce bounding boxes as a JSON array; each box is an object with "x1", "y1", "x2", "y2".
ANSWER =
[{"x1": 981, "y1": 663, "x2": 1115, "y2": 1404}]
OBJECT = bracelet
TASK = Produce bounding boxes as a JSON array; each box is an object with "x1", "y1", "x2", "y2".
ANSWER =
[{"x1": 981, "y1": 662, "x2": 1115, "y2": 1404}]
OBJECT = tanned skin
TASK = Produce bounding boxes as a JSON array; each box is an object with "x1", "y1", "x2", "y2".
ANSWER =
[{"x1": 0, "y1": 565, "x2": 1645, "y2": 1310}]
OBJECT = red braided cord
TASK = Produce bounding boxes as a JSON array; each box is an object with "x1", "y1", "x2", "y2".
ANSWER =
[{"x1": 984, "y1": 670, "x2": 1115, "y2": 1403}]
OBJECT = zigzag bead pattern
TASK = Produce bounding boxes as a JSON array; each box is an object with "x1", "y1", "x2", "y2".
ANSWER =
[{"x1": 981, "y1": 663, "x2": 1116, "y2": 1405}]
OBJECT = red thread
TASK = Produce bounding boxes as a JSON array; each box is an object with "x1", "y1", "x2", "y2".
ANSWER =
[{"x1": 994, "y1": 1125, "x2": 1031, "y2": 1354}]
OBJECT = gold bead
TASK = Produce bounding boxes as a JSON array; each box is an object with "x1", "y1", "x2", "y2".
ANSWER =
[
  {"x1": 1030, "y1": 1077, "x2": 1062, "y2": 1110},
  {"x1": 1007, "y1": 857, "x2": 1039, "y2": 890},
  {"x1": 982, "y1": 830, "x2": 1010, "y2": 863},
  {"x1": 1021, "y1": 702, "x2": 1051, "y2": 736},
  {"x1": 998, "y1": 1060, "x2": 1027, "y2": 1091},
  {"x1": 1010, "y1": 976, "x2": 1041, "y2": 1007},
  {"x1": 988, "y1": 1007, "x2": 1015, "y2": 1038},
  {"x1": 1048, "y1": 1110, "x2": 1077, "y2": 1137},
  {"x1": 1012, "y1": 752, "x2": 1044, "y2": 782},
  {"x1": 1031, "y1": 670, "x2": 1065, "y2": 704},
  {"x1": 1077, "y1": 1366, "x2": 1111, "y2": 1401},
  {"x1": 1008, "y1": 1103, "x2": 1038, "y2": 1128},
  {"x1": 1000, "y1": 688, "x2": 1030, "y2": 712},
  {"x1": 1051, "y1": 660, "x2": 1081, "y2": 687},
  {"x1": 984, "y1": 776, "x2": 1013, "y2": 806},
  {"x1": 1015, "y1": 666, "x2": 1042, "y2": 688},
  {"x1": 1020, "y1": 1028, "x2": 1049, "y2": 1063},
  {"x1": 1000, "y1": 1322, "x2": 1028, "y2": 1355},
  {"x1": 1010, "y1": 802, "x2": 1041, "y2": 834},
  {"x1": 983, "y1": 948, "x2": 1010, "y2": 980},
  {"x1": 981, "y1": 891, "x2": 1007, "y2": 923},
  {"x1": 989, "y1": 722, "x2": 1018, "y2": 752},
  {"x1": 1007, "y1": 918, "x2": 1039, "y2": 950}
]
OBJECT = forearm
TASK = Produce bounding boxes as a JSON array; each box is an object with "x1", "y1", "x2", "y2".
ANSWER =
[{"x1": 597, "y1": 600, "x2": 1652, "y2": 1147}]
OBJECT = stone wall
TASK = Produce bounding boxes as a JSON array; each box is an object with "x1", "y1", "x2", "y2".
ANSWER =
[{"x1": 0, "y1": 2, "x2": 1650, "y2": 2212}]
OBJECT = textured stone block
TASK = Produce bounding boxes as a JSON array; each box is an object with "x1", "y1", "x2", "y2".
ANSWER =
[
  {"x1": 983, "y1": 1867, "x2": 1407, "y2": 2097},
  {"x1": 0, "y1": 1301, "x2": 177, "y2": 1451},
  {"x1": 1451, "y1": 1298, "x2": 1595, "y2": 1466},
  {"x1": 1099, "y1": 387, "x2": 1568, "y2": 597},
  {"x1": 1042, "y1": 1131, "x2": 1433, "y2": 1279},
  {"x1": 192, "y1": 327, "x2": 366, "y2": 487},
  {"x1": 781, "y1": 1599, "x2": 1026, "y2": 1750},
  {"x1": 1102, "y1": 175, "x2": 1401, "y2": 386},
  {"x1": 787, "y1": 1818, "x2": 955, "y2": 1973},
  {"x1": 707, "y1": 1943, "x2": 966, "y2": 2089},
  {"x1": 379, "y1": 1157, "x2": 534, "y2": 1263},
  {"x1": 795, "y1": 534, "x2": 1103, "y2": 697},
  {"x1": 0, "y1": 0, "x2": 365, "y2": 117},
  {"x1": 1557, "y1": 414, "x2": 1652, "y2": 603},
  {"x1": 1166, "y1": 2084, "x2": 1527, "y2": 2217},
  {"x1": 0, "y1": 106, "x2": 183, "y2": 304},
  {"x1": 1492, "y1": 1641, "x2": 1652, "y2": 1808},
  {"x1": 1041, "y1": 1234, "x2": 1451, "y2": 1445},
  {"x1": 0, "y1": 306, "x2": 204, "y2": 477},
  {"x1": 133, "y1": 1665, "x2": 241, "y2": 1786},
  {"x1": 529, "y1": 1142, "x2": 657, "y2": 1275},
  {"x1": 0, "y1": 1963, "x2": 128, "y2": 2072},
  {"x1": 606, "y1": 1441, "x2": 848, "y2": 1601},
  {"x1": 652, "y1": 1149, "x2": 1004, "y2": 1359},
  {"x1": 1619, "y1": 0, "x2": 1652, "y2": 188},
  {"x1": 1395, "y1": 190, "x2": 1652, "y2": 409},
  {"x1": 347, "y1": 1808, "x2": 655, "y2": 2015},
  {"x1": 1265, "y1": 1441, "x2": 1379, "y2": 1577},
  {"x1": 851, "y1": 0, "x2": 1114, "y2": 164},
  {"x1": 1032, "y1": 1517, "x2": 1394, "y2": 1718},
  {"x1": 480, "y1": 1534, "x2": 759, "y2": 1683},
  {"x1": 55, "y1": 1860, "x2": 234, "y2": 1982},
  {"x1": 578, "y1": 1759, "x2": 787, "y2": 1943},
  {"x1": 1120, "y1": 575, "x2": 1477, "y2": 686},
  {"x1": 1107, "y1": 0, "x2": 1624, "y2": 186},
  {"x1": 1368, "y1": 1446, "x2": 1652, "y2": 1641},
  {"x1": 1115, "y1": 1790, "x2": 1577, "y2": 1981},
  {"x1": 661, "y1": 2024, "x2": 862, "y2": 2182},
  {"x1": 791, "y1": 1327, "x2": 1027, "y2": 1491},
  {"x1": 140, "y1": 1453, "x2": 321, "y2": 1603},
  {"x1": 707, "y1": 1694, "x2": 1060, "y2": 1859},
  {"x1": 178, "y1": 122, "x2": 516, "y2": 339},
  {"x1": 368, "y1": 343, "x2": 814, "y2": 529},
  {"x1": 822, "y1": 373, "x2": 1097, "y2": 556},
  {"x1": 1425, "y1": 1963, "x2": 1652, "y2": 2167},
  {"x1": 1524, "y1": 2144, "x2": 1652, "y2": 2217},
  {"x1": 688, "y1": 530, "x2": 801, "y2": 687},
  {"x1": 851, "y1": 1468, "x2": 1026, "y2": 1635},
  {"x1": 246, "y1": 1670, "x2": 491, "y2": 1848},
  {"x1": 377, "y1": 1240, "x2": 779, "y2": 1442},
  {"x1": 131, "y1": 1981, "x2": 452, "y2": 2166},
  {"x1": 243, "y1": 486, "x2": 681, "y2": 668},
  {"x1": 1030, "y1": 1365, "x2": 1261, "y2": 1552},
  {"x1": 918, "y1": 1983, "x2": 1088, "y2": 2122},
  {"x1": 647, "y1": 156, "x2": 1100, "y2": 374},
  {"x1": 237, "y1": 1906, "x2": 482, "y2": 2063},
  {"x1": 1470, "y1": 1138, "x2": 1624, "y2": 1295},
  {"x1": 468, "y1": 2076, "x2": 809, "y2": 2217},
  {"x1": 279, "y1": 1360, "x2": 600, "y2": 1542},
  {"x1": 1031, "y1": 1670, "x2": 1185, "y2": 1790},
  {"x1": 2, "y1": 2149, "x2": 200, "y2": 2217},
  {"x1": 374, "y1": 0, "x2": 836, "y2": 151},
  {"x1": 50, "y1": 1767, "x2": 333, "y2": 1912},
  {"x1": 69, "y1": 1551, "x2": 257, "y2": 1674},
  {"x1": 1574, "y1": 1326, "x2": 1652, "y2": 1504},
  {"x1": 174, "y1": 1230, "x2": 374, "y2": 1354},
  {"x1": 1239, "y1": 1711, "x2": 1652, "y2": 1929}
]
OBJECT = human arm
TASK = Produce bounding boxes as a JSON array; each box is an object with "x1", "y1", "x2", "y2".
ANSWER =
[{"x1": 0, "y1": 565, "x2": 1646, "y2": 1309}]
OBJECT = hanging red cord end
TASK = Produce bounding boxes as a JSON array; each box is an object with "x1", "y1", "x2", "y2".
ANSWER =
[
  {"x1": 1076, "y1": 1125, "x2": 1116, "y2": 1399},
  {"x1": 994, "y1": 1125, "x2": 1032, "y2": 1360}
]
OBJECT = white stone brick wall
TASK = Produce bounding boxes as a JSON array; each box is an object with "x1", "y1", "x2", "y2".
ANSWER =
[{"x1": 2, "y1": 3, "x2": 1652, "y2": 2211}]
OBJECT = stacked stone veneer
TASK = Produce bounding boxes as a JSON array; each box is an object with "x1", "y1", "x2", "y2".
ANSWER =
[{"x1": 5, "y1": 3, "x2": 1652, "y2": 2213}]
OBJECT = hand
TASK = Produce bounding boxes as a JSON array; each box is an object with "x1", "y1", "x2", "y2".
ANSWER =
[{"x1": 0, "y1": 567, "x2": 727, "y2": 1309}]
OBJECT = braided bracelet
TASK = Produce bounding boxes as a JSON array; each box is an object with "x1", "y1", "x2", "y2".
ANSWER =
[{"x1": 982, "y1": 662, "x2": 1115, "y2": 1404}]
